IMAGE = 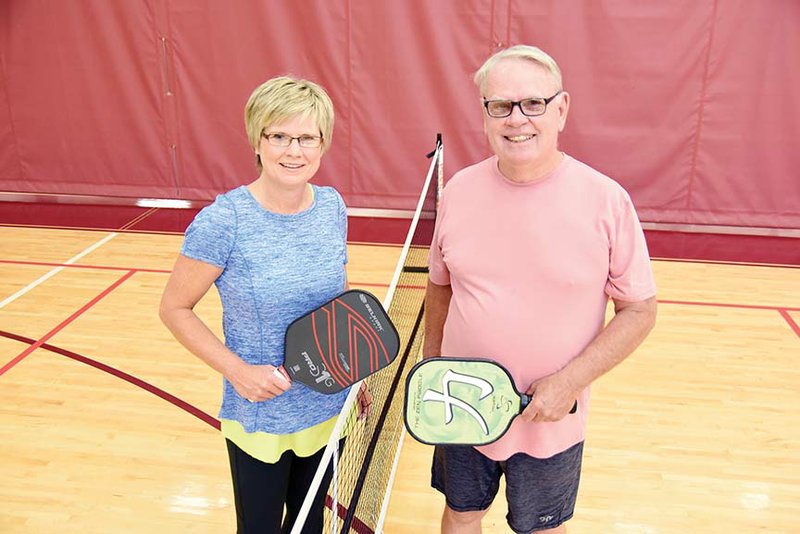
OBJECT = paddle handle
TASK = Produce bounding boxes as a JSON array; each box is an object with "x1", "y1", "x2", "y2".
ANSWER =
[{"x1": 520, "y1": 394, "x2": 578, "y2": 415}]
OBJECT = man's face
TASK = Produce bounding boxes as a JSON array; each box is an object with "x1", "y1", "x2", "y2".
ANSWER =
[{"x1": 482, "y1": 58, "x2": 569, "y2": 181}]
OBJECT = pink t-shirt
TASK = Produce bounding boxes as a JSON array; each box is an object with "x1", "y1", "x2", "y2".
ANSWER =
[{"x1": 428, "y1": 154, "x2": 657, "y2": 460}]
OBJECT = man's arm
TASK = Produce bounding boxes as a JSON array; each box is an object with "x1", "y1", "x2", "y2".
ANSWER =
[
  {"x1": 422, "y1": 280, "x2": 453, "y2": 359},
  {"x1": 521, "y1": 295, "x2": 657, "y2": 422}
]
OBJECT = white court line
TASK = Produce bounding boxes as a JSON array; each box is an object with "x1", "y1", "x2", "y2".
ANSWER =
[{"x1": 0, "y1": 232, "x2": 118, "y2": 310}]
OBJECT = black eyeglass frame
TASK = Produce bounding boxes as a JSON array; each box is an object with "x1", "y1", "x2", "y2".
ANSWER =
[
  {"x1": 260, "y1": 131, "x2": 324, "y2": 148},
  {"x1": 482, "y1": 91, "x2": 563, "y2": 118}
]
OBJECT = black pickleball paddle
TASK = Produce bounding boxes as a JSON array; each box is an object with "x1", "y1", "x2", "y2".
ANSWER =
[{"x1": 284, "y1": 290, "x2": 400, "y2": 394}]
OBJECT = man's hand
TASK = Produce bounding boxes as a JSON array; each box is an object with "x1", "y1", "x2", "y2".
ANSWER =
[{"x1": 519, "y1": 371, "x2": 580, "y2": 423}]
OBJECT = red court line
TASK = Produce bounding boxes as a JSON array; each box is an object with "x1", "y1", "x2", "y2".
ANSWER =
[
  {"x1": 778, "y1": 309, "x2": 800, "y2": 338},
  {"x1": 659, "y1": 299, "x2": 800, "y2": 313},
  {"x1": 0, "y1": 258, "x2": 400, "y2": 288},
  {"x1": 0, "y1": 329, "x2": 220, "y2": 429},
  {"x1": 0, "y1": 270, "x2": 136, "y2": 375},
  {"x1": 1, "y1": 256, "x2": 792, "y2": 312},
  {"x1": 348, "y1": 240, "x2": 407, "y2": 248},
  {"x1": 0, "y1": 256, "x2": 791, "y2": 311},
  {"x1": 325, "y1": 495, "x2": 373, "y2": 534},
  {"x1": 4, "y1": 217, "x2": 799, "y2": 266},
  {"x1": 0, "y1": 223, "x2": 186, "y2": 236},
  {"x1": 119, "y1": 207, "x2": 158, "y2": 230},
  {"x1": 350, "y1": 282, "x2": 393, "y2": 289},
  {"x1": 0, "y1": 258, "x2": 171, "y2": 274},
  {"x1": 653, "y1": 256, "x2": 800, "y2": 270}
]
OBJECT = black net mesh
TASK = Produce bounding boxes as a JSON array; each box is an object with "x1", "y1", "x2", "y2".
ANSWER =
[{"x1": 320, "y1": 140, "x2": 441, "y2": 534}]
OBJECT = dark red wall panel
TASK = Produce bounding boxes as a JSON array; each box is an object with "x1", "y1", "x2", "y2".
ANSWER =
[{"x1": 1, "y1": 0, "x2": 797, "y2": 229}]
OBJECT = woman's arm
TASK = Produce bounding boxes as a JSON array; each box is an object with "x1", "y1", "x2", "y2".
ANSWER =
[{"x1": 159, "y1": 254, "x2": 290, "y2": 401}]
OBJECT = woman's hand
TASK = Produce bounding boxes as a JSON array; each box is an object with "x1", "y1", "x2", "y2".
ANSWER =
[
  {"x1": 356, "y1": 382, "x2": 373, "y2": 420},
  {"x1": 231, "y1": 364, "x2": 292, "y2": 403}
]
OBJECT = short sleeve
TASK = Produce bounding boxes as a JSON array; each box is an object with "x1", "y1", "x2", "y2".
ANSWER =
[
  {"x1": 181, "y1": 196, "x2": 236, "y2": 268},
  {"x1": 605, "y1": 192, "x2": 657, "y2": 301},
  {"x1": 427, "y1": 187, "x2": 451, "y2": 286},
  {"x1": 335, "y1": 189, "x2": 349, "y2": 264}
]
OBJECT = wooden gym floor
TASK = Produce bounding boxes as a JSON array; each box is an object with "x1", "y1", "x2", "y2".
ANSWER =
[{"x1": 0, "y1": 223, "x2": 798, "y2": 533}]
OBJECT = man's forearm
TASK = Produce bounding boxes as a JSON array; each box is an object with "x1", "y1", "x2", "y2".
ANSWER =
[
  {"x1": 423, "y1": 280, "x2": 452, "y2": 358},
  {"x1": 563, "y1": 296, "x2": 657, "y2": 390}
]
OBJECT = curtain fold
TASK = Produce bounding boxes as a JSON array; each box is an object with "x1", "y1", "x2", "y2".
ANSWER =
[{"x1": 0, "y1": 0, "x2": 797, "y2": 228}]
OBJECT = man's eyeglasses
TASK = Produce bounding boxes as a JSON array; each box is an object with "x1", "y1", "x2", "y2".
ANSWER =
[
  {"x1": 482, "y1": 91, "x2": 562, "y2": 118},
  {"x1": 261, "y1": 132, "x2": 323, "y2": 148}
]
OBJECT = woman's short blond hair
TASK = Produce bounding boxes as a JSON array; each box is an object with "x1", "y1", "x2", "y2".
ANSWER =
[
  {"x1": 473, "y1": 45, "x2": 563, "y2": 94},
  {"x1": 244, "y1": 76, "x2": 335, "y2": 165}
]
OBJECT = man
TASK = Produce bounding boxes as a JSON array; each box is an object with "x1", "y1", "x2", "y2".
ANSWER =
[{"x1": 424, "y1": 45, "x2": 658, "y2": 533}]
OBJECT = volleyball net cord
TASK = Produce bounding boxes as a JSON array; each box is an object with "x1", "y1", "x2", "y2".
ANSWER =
[{"x1": 291, "y1": 135, "x2": 443, "y2": 534}]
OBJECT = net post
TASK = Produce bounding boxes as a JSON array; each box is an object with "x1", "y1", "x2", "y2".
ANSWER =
[{"x1": 435, "y1": 133, "x2": 444, "y2": 210}]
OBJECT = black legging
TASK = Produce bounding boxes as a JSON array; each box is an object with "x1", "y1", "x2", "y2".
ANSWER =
[{"x1": 226, "y1": 438, "x2": 341, "y2": 533}]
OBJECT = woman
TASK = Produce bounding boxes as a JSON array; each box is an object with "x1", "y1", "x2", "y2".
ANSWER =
[{"x1": 160, "y1": 75, "x2": 369, "y2": 533}]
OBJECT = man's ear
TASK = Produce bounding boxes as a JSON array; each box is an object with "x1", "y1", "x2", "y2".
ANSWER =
[{"x1": 557, "y1": 91, "x2": 570, "y2": 132}]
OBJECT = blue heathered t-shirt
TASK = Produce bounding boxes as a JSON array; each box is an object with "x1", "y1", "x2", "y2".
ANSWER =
[{"x1": 181, "y1": 184, "x2": 350, "y2": 434}]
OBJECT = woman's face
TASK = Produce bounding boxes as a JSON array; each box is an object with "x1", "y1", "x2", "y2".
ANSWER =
[{"x1": 257, "y1": 114, "x2": 323, "y2": 188}]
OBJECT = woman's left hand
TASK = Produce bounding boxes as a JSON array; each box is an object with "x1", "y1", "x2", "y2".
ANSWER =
[{"x1": 356, "y1": 382, "x2": 373, "y2": 420}]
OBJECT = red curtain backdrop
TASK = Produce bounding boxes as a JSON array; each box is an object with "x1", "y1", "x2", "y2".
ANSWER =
[{"x1": 1, "y1": 0, "x2": 798, "y2": 228}]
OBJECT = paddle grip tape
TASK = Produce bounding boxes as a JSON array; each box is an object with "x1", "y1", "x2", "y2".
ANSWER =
[{"x1": 520, "y1": 395, "x2": 578, "y2": 415}]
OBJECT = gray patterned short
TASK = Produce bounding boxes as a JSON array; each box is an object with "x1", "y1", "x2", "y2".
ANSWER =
[{"x1": 431, "y1": 441, "x2": 583, "y2": 533}]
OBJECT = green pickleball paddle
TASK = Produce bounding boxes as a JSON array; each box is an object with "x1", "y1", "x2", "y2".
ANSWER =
[{"x1": 404, "y1": 357, "x2": 577, "y2": 445}]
